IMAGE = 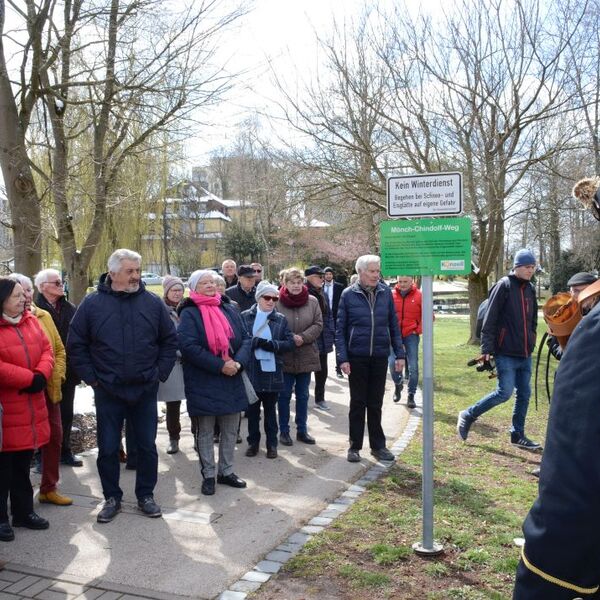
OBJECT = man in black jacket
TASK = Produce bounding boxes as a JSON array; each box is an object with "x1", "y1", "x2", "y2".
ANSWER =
[
  {"x1": 225, "y1": 265, "x2": 257, "y2": 312},
  {"x1": 457, "y1": 249, "x2": 540, "y2": 451},
  {"x1": 34, "y1": 269, "x2": 83, "y2": 467},
  {"x1": 305, "y1": 266, "x2": 335, "y2": 410},
  {"x1": 323, "y1": 267, "x2": 344, "y2": 378},
  {"x1": 68, "y1": 249, "x2": 177, "y2": 524}
]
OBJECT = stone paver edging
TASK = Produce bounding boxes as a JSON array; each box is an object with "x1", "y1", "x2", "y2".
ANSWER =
[{"x1": 217, "y1": 405, "x2": 423, "y2": 600}]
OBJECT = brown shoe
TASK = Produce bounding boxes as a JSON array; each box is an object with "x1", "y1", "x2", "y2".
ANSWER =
[{"x1": 39, "y1": 490, "x2": 73, "y2": 506}]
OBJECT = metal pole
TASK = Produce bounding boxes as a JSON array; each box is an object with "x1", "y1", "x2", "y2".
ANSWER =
[{"x1": 413, "y1": 275, "x2": 443, "y2": 556}]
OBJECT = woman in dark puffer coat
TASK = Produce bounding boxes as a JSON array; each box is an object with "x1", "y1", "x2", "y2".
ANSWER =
[
  {"x1": 0, "y1": 277, "x2": 54, "y2": 542},
  {"x1": 178, "y1": 270, "x2": 251, "y2": 496}
]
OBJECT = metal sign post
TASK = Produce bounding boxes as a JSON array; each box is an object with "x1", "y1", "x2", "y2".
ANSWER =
[
  {"x1": 412, "y1": 275, "x2": 443, "y2": 556},
  {"x1": 381, "y1": 171, "x2": 469, "y2": 558}
]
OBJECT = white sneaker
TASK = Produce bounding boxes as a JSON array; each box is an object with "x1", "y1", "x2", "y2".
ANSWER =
[{"x1": 315, "y1": 401, "x2": 331, "y2": 411}]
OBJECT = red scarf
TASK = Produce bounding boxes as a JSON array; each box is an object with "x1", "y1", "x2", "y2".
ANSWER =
[
  {"x1": 189, "y1": 291, "x2": 233, "y2": 359},
  {"x1": 279, "y1": 284, "x2": 309, "y2": 308}
]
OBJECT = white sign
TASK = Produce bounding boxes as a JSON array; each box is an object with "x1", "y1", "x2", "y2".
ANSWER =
[{"x1": 387, "y1": 172, "x2": 462, "y2": 218}]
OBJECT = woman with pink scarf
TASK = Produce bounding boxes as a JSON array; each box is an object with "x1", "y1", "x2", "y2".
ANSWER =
[{"x1": 177, "y1": 270, "x2": 251, "y2": 496}]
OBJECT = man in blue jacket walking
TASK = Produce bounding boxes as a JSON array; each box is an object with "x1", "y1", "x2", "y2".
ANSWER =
[
  {"x1": 336, "y1": 255, "x2": 405, "y2": 463},
  {"x1": 457, "y1": 249, "x2": 540, "y2": 451},
  {"x1": 68, "y1": 249, "x2": 177, "y2": 523}
]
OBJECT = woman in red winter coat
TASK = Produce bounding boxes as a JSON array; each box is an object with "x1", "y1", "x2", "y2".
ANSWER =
[{"x1": 0, "y1": 277, "x2": 54, "y2": 542}]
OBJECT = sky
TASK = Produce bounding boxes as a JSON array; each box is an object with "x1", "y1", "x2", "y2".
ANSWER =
[
  {"x1": 1, "y1": 0, "x2": 445, "y2": 173},
  {"x1": 188, "y1": 0, "x2": 443, "y2": 166},
  {"x1": 189, "y1": 0, "x2": 378, "y2": 163}
]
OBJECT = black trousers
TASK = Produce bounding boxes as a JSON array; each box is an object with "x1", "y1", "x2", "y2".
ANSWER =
[
  {"x1": 0, "y1": 449, "x2": 34, "y2": 522},
  {"x1": 348, "y1": 356, "x2": 388, "y2": 451},
  {"x1": 60, "y1": 380, "x2": 77, "y2": 455},
  {"x1": 166, "y1": 401, "x2": 182, "y2": 440},
  {"x1": 314, "y1": 353, "x2": 329, "y2": 403}
]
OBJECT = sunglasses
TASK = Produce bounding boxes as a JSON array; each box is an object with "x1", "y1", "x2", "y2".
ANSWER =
[
  {"x1": 261, "y1": 295, "x2": 278, "y2": 302},
  {"x1": 254, "y1": 269, "x2": 262, "y2": 273},
  {"x1": 593, "y1": 189, "x2": 600, "y2": 221},
  {"x1": 46, "y1": 280, "x2": 63, "y2": 287}
]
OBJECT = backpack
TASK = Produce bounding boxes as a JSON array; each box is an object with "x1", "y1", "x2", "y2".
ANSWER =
[{"x1": 475, "y1": 277, "x2": 511, "y2": 340}]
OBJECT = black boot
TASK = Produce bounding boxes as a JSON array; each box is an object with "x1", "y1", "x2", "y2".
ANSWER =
[
  {"x1": 407, "y1": 393, "x2": 416, "y2": 409},
  {"x1": 393, "y1": 382, "x2": 403, "y2": 403}
]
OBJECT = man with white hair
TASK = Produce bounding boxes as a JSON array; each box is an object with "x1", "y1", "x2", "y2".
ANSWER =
[
  {"x1": 336, "y1": 255, "x2": 405, "y2": 463},
  {"x1": 221, "y1": 259, "x2": 238, "y2": 288},
  {"x1": 68, "y1": 249, "x2": 177, "y2": 524},
  {"x1": 34, "y1": 268, "x2": 82, "y2": 467}
]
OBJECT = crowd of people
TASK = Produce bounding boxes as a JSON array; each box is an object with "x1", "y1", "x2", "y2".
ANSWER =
[
  {"x1": 0, "y1": 250, "x2": 414, "y2": 537},
  {"x1": 2, "y1": 190, "x2": 600, "y2": 598}
]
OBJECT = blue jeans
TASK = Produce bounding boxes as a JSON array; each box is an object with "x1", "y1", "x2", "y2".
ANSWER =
[
  {"x1": 278, "y1": 372, "x2": 311, "y2": 434},
  {"x1": 388, "y1": 334, "x2": 420, "y2": 394},
  {"x1": 466, "y1": 354, "x2": 532, "y2": 435},
  {"x1": 95, "y1": 385, "x2": 159, "y2": 501}
]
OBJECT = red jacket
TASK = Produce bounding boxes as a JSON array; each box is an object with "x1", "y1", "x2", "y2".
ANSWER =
[
  {"x1": 0, "y1": 311, "x2": 54, "y2": 452},
  {"x1": 392, "y1": 283, "x2": 422, "y2": 338}
]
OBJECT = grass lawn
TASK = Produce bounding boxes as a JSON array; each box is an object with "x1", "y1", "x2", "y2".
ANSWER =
[{"x1": 255, "y1": 315, "x2": 558, "y2": 600}]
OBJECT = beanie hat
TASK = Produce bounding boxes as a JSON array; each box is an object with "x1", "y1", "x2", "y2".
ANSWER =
[
  {"x1": 255, "y1": 280, "x2": 279, "y2": 301},
  {"x1": 162, "y1": 275, "x2": 184, "y2": 298},
  {"x1": 188, "y1": 269, "x2": 214, "y2": 292},
  {"x1": 513, "y1": 249, "x2": 536, "y2": 268},
  {"x1": 567, "y1": 272, "x2": 598, "y2": 287}
]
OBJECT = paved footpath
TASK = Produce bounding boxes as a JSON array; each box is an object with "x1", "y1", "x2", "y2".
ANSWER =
[{"x1": 0, "y1": 355, "x2": 418, "y2": 600}]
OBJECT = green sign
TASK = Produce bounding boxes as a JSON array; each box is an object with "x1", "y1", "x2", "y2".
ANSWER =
[{"x1": 380, "y1": 217, "x2": 472, "y2": 276}]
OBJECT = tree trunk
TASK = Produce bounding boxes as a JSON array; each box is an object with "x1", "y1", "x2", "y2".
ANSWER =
[
  {"x1": 0, "y1": 13, "x2": 42, "y2": 275},
  {"x1": 467, "y1": 272, "x2": 489, "y2": 345}
]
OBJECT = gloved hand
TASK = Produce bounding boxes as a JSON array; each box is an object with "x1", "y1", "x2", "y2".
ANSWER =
[
  {"x1": 253, "y1": 338, "x2": 275, "y2": 352},
  {"x1": 19, "y1": 373, "x2": 47, "y2": 394}
]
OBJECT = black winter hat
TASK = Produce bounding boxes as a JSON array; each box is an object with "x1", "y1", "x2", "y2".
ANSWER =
[
  {"x1": 237, "y1": 265, "x2": 255, "y2": 277},
  {"x1": 304, "y1": 265, "x2": 324, "y2": 276},
  {"x1": 567, "y1": 272, "x2": 598, "y2": 287}
]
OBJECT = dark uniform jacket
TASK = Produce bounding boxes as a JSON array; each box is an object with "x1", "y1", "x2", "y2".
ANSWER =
[
  {"x1": 481, "y1": 274, "x2": 537, "y2": 357},
  {"x1": 514, "y1": 301, "x2": 600, "y2": 599},
  {"x1": 67, "y1": 274, "x2": 177, "y2": 403}
]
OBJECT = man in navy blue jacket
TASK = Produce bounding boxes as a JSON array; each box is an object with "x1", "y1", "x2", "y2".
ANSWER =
[
  {"x1": 68, "y1": 249, "x2": 177, "y2": 524},
  {"x1": 457, "y1": 249, "x2": 539, "y2": 451},
  {"x1": 336, "y1": 255, "x2": 405, "y2": 463}
]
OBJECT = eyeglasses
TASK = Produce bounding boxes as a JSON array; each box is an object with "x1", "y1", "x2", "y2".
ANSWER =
[
  {"x1": 261, "y1": 295, "x2": 278, "y2": 302},
  {"x1": 593, "y1": 189, "x2": 600, "y2": 221},
  {"x1": 46, "y1": 280, "x2": 63, "y2": 287}
]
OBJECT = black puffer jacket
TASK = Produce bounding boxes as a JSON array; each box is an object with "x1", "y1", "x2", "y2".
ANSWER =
[
  {"x1": 481, "y1": 274, "x2": 537, "y2": 357},
  {"x1": 335, "y1": 282, "x2": 404, "y2": 363},
  {"x1": 514, "y1": 301, "x2": 600, "y2": 599},
  {"x1": 67, "y1": 274, "x2": 177, "y2": 402},
  {"x1": 35, "y1": 293, "x2": 81, "y2": 383}
]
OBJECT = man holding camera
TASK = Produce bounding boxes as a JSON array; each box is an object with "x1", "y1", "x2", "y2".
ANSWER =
[{"x1": 457, "y1": 249, "x2": 539, "y2": 451}]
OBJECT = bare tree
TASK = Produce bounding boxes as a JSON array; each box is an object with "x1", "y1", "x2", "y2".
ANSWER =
[
  {"x1": 273, "y1": 0, "x2": 587, "y2": 341},
  {"x1": 0, "y1": 0, "x2": 247, "y2": 302}
]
